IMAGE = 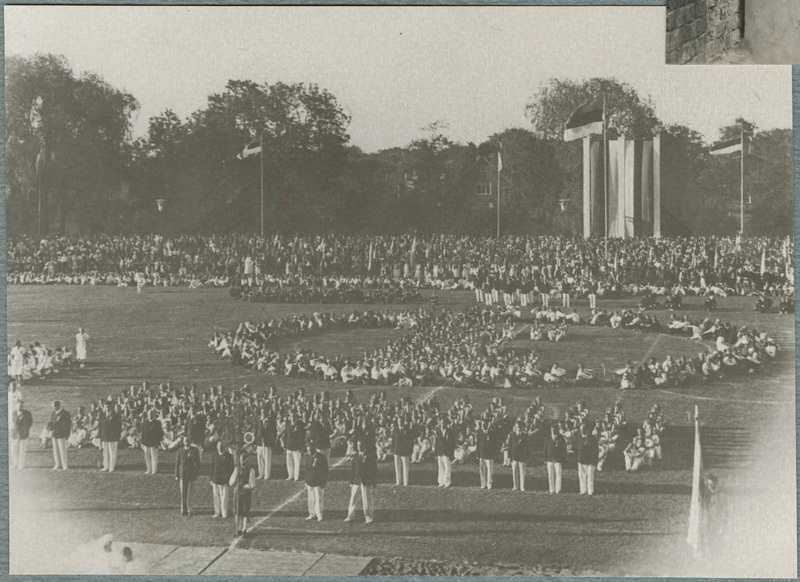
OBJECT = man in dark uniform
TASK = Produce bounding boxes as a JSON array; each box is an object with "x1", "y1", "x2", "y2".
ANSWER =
[
  {"x1": 391, "y1": 416, "x2": 414, "y2": 486},
  {"x1": 285, "y1": 412, "x2": 306, "y2": 481},
  {"x1": 51, "y1": 400, "x2": 71, "y2": 470},
  {"x1": 475, "y1": 418, "x2": 494, "y2": 490},
  {"x1": 255, "y1": 406, "x2": 276, "y2": 480},
  {"x1": 305, "y1": 442, "x2": 329, "y2": 521},
  {"x1": 345, "y1": 434, "x2": 377, "y2": 523},
  {"x1": 100, "y1": 399, "x2": 121, "y2": 473},
  {"x1": 507, "y1": 420, "x2": 529, "y2": 491},
  {"x1": 434, "y1": 417, "x2": 454, "y2": 488},
  {"x1": 543, "y1": 423, "x2": 567, "y2": 494},
  {"x1": 10, "y1": 400, "x2": 33, "y2": 469},
  {"x1": 209, "y1": 441, "x2": 234, "y2": 518},
  {"x1": 175, "y1": 436, "x2": 200, "y2": 515},
  {"x1": 308, "y1": 410, "x2": 332, "y2": 463},
  {"x1": 141, "y1": 409, "x2": 163, "y2": 475},
  {"x1": 577, "y1": 421, "x2": 599, "y2": 495},
  {"x1": 186, "y1": 406, "x2": 206, "y2": 454}
]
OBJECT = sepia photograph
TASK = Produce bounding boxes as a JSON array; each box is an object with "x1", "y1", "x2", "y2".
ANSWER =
[
  {"x1": 666, "y1": 0, "x2": 800, "y2": 64},
  {"x1": 4, "y1": 4, "x2": 797, "y2": 578}
]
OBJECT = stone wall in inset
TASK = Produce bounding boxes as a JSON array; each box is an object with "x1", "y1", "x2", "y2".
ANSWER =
[{"x1": 666, "y1": 0, "x2": 742, "y2": 64}]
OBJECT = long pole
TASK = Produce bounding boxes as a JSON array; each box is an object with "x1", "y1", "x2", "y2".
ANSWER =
[
  {"x1": 260, "y1": 132, "x2": 265, "y2": 238},
  {"x1": 603, "y1": 94, "x2": 608, "y2": 259},
  {"x1": 38, "y1": 165, "x2": 42, "y2": 237},
  {"x1": 496, "y1": 150, "x2": 501, "y2": 238},
  {"x1": 740, "y1": 126, "x2": 745, "y2": 235}
]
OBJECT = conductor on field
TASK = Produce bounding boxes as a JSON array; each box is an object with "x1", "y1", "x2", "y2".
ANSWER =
[{"x1": 75, "y1": 327, "x2": 90, "y2": 368}]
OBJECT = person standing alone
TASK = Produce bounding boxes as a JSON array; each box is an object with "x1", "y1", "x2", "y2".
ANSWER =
[
  {"x1": 577, "y1": 422, "x2": 599, "y2": 496},
  {"x1": 141, "y1": 409, "x2": 163, "y2": 475},
  {"x1": 175, "y1": 436, "x2": 200, "y2": 515},
  {"x1": 543, "y1": 423, "x2": 567, "y2": 494},
  {"x1": 10, "y1": 400, "x2": 33, "y2": 469},
  {"x1": 100, "y1": 400, "x2": 121, "y2": 472},
  {"x1": 75, "y1": 328, "x2": 89, "y2": 368},
  {"x1": 209, "y1": 442, "x2": 234, "y2": 518},
  {"x1": 51, "y1": 401, "x2": 71, "y2": 470},
  {"x1": 305, "y1": 442, "x2": 328, "y2": 521}
]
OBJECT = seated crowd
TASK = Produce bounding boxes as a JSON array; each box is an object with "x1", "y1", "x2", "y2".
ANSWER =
[
  {"x1": 8, "y1": 235, "x2": 793, "y2": 309},
  {"x1": 8, "y1": 340, "x2": 75, "y2": 385}
]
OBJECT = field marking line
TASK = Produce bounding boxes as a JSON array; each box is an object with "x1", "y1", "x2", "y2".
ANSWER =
[
  {"x1": 655, "y1": 388, "x2": 788, "y2": 406},
  {"x1": 234, "y1": 383, "x2": 446, "y2": 549}
]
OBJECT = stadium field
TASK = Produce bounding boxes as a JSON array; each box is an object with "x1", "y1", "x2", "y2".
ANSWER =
[{"x1": 7, "y1": 285, "x2": 796, "y2": 576}]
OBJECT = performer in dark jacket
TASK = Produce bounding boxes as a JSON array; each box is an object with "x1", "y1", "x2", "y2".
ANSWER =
[
  {"x1": 308, "y1": 410, "x2": 332, "y2": 462},
  {"x1": 234, "y1": 450, "x2": 257, "y2": 536},
  {"x1": 475, "y1": 418, "x2": 495, "y2": 490},
  {"x1": 99, "y1": 400, "x2": 122, "y2": 473},
  {"x1": 285, "y1": 412, "x2": 306, "y2": 481},
  {"x1": 305, "y1": 442, "x2": 329, "y2": 521},
  {"x1": 434, "y1": 417, "x2": 454, "y2": 488},
  {"x1": 141, "y1": 409, "x2": 163, "y2": 475},
  {"x1": 506, "y1": 421, "x2": 529, "y2": 492},
  {"x1": 543, "y1": 423, "x2": 567, "y2": 494},
  {"x1": 175, "y1": 436, "x2": 200, "y2": 515},
  {"x1": 391, "y1": 416, "x2": 414, "y2": 486},
  {"x1": 10, "y1": 400, "x2": 33, "y2": 469},
  {"x1": 345, "y1": 434, "x2": 377, "y2": 523},
  {"x1": 51, "y1": 400, "x2": 71, "y2": 470},
  {"x1": 209, "y1": 441, "x2": 234, "y2": 518},
  {"x1": 577, "y1": 422, "x2": 599, "y2": 496},
  {"x1": 256, "y1": 407, "x2": 277, "y2": 480}
]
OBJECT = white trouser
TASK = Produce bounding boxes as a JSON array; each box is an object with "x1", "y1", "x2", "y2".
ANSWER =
[
  {"x1": 144, "y1": 446, "x2": 159, "y2": 474},
  {"x1": 53, "y1": 438, "x2": 68, "y2": 469},
  {"x1": 512, "y1": 460, "x2": 526, "y2": 491},
  {"x1": 625, "y1": 452, "x2": 644, "y2": 472},
  {"x1": 562, "y1": 293, "x2": 570, "y2": 307},
  {"x1": 394, "y1": 455, "x2": 410, "y2": 486},
  {"x1": 578, "y1": 463, "x2": 595, "y2": 494},
  {"x1": 348, "y1": 484, "x2": 373, "y2": 521},
  {"x1": 102, "y1": 440, "x2": 119, "y2": 471},
  {"x1": 212, "y1": 483, "x2": 230, "y2": 517},
  {"x1": 546, "y1": 461, "x2": 562, "y2": 493},
  {"x1": 257, "y1": 445, "x2": 273, "y2": 479},
  {"x1": 588, "y1": 293, "x2": 597, "y2": 308},
  {"x1": 478, "y1": 457, "x2": 493, "y2": 489},
  {"x1": 11, "y1": 438, "x2": 27, "y2": 468},
  {"x1": 437, "y1": 455, "x2": 452, "y2": 486},
  {"x1": 286, "y1": 450, "x2": 302, "y2": 480},
  {"x1": 307, "y1": 485, "x2": 324, "y2": 519},
  {"x1": 541, "y1": 293, "x2": 549, "y2": 307}
]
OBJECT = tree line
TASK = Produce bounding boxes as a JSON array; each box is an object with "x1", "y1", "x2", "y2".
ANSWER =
[{"x1": 5, "y1": 54, "x2": 793, "y2": 237}]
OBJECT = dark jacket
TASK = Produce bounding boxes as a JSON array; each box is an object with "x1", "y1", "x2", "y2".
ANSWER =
[
  {"x1": 51, "y1": 409, "x2": 72, "y2": 440},
  {"x1": 507, "y1": 431, "x2": 529, "y2": 463},
  {"x1": 175, "y1": 445, "x2": 200, "y2": 481},
  {"x1": 350, "y1": 451, "x2": 378, "y2": 487},
  {"x1": 308, "y1": 420, "x2": 331, "y2": 449},
  {"x1": 209, "y1": 450, "x2": 235, "y2": 485},
  {"x1": 543, "y1": 433, "x2": 567, "y2": 464},
  {"x1": 577, "y1": 433, "x2": 600, "y2": 466},
  {"x1": 11, "y1": 410, "x2": 33, "y2": 440},
  {"x1": 100, "y1": 411, "x2": 122, "y2": 442},
  {"x1": 286, "y1": 422, "x2": 306, "y2": 452},
  {"x1": 141, "y1": 419, "x2": 164, "y2": 448},
  {"x1": 434, "y1": 427, "x2": 455, "y2": 459},
  {"x1": 475, "y1": 429, "x2": 494, "y2": 460},
  {"x1": 186, "y1": 414, "x2": 206, "y2": 446},
  {"x1": 391, "y1": 426, "x2": 414, "y2": 457},
  {"x1": 256, "y1": 417, "x2": 277, "y2": 447},
  {"x1": 306, "y1": 451, "x2": 329, "y2": 488}
]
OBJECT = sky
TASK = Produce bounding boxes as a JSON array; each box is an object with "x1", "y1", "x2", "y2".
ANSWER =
[{"x1": 4, "y1": 5, "x2": 793, "y2": 153}]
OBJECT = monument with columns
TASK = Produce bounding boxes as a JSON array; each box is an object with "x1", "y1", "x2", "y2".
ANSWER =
[{"x1": 581, "y1": 135, "x2": 661, "y2": 239}]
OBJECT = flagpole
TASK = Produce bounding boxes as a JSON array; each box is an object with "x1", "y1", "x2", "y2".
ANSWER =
[
  {"x1": 496, "y1": 147, "x2": 501, "y2": 239},
  {"x1": 603, "y1": 94, "x2": 609, "y2": 259},
  {"x1": 260, "y1": 132, "x2": 265, "y2": 238},
  {"x1": 740, "y1": 125, "x2": 744, "y2": 236}
]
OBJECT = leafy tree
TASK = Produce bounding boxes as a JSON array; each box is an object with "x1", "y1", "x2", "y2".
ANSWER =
[{"x1": 5, "y1": 54, "x2": 138, "y2": 235}]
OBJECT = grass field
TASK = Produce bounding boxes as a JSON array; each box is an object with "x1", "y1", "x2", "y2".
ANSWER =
[{"x1": 7, "y1": 285, "x2": 797, "y2": 576}]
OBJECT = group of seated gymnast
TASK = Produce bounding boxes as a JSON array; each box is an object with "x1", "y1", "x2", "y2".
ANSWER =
[{"x1": 8, "y1": 340, "x2": 75, "y2": 385}]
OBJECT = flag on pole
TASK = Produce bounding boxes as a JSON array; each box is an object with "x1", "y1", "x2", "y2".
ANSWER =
[
  {"x1": 237, "y1": 141, "x2": 262, "y2": 160},
  {"x1": 760, "y1": 247, "x2": 766, "y2": 276},
  {"x1": 497, "y1": 148, "x2": 503, "y2": 173},
  {"x1": 710, "y1": 135, "x2": 751, "y2": 156},
  {"x1": 714, "y1": 246, "x2": 718, "y2": 270},
  {"x1": 563, "y1": 97, "x2": 604, "y2": 142},
  {"x1": 368, "y1": 241, "x2": 373, "y2": 272},
  {"x1": 687, "y1": 405, "x2": 704, "y2": 557}
]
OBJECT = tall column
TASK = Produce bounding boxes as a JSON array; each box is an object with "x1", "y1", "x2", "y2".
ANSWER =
[{"x1": 583, "y1": 136, "x2": 592, "y2": 238}]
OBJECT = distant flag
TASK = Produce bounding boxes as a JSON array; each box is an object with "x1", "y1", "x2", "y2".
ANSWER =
[
  {"x1": 687, "y1": 405, "x2": 704, "y2": 557},
  {"x1": 648, "y1": 247, "x2": 653, "y2": 264},
  {"x1": 760, "y1": 247, "x2": 766, "y2": 276},
  {"x1": 714, "y1": 246, "x2": 718, "y2": 270},
  {"x1": 613, "y1": 250, "x2": 619, "y2": 272},
  {"x1": 35, "y1": 145, "x2": 45, "y2": 173},
  {"x1": 237, "y1": 141, "x2": 262, "y2": 160},
  {"x1": 368, "y1": 240, "x2": 374, "y2": 272},
  {"x1": 563, "y1": 97, "x2": 604, "y2": 142},
  {"x1": 497, "y1": 143, "x2": 503, "y2": 173},
  {"x1": 710, "y1": 135, "x2": 751, "y2": 156}
]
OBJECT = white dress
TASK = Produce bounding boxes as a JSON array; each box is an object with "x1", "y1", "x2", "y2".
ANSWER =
[{"x1": 76, "y1": 332, "x2": 89, "y2": 361}]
